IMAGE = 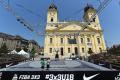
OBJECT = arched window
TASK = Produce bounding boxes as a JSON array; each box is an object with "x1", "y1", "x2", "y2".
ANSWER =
[
  {"x1": 97, "y1": 38, "x2": 101, "y2": 44},
  {"x1": 82, "y1": 48, "x2": 85, "y2": 53},
  {"x1": 61, "y1": 38, "x2": 63, "y2": 44},
  {"x1": 51, "y1": 17, "x2": 54, "y2": 22},
  {"x1": 68, "y1": 48, "x2": 70, "y2": 53},
  {"x1": 81, "y1": 38, "x2": 83, "y2": 44}
]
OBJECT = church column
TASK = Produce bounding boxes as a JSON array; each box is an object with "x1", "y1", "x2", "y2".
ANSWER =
[
  {"x1": 64, "y1": 35, "x2": 67, "y2": 57},
  {"x1": 71, "y1": 35, "x2": 74, "y2": 54},
  {"x1": 93, "y1": 35, "x2": 98, "y2": 53},
  {"x1": 63, "y1": 35, "x2": 65, "y2": 58},
  {"x1": 84, "y1": 34, "x2": 88, "y2": 57},
  {"x1": 53, "y1": 35, "x2": 59, "y2": 58},
  {"x1": 91, "y1": 34, "x2": 96, "y2": 53},
  {"x1": 78, "y1": 35, "x2": 81, "y2": 56},
  {"x1": 54, "y1": 35, "x2": 57, "y2": 54},
  {"x1": 101, "y1": 34, "x2": 106, "y2": 51},
  {"x1": 56, "y1": 35, "x2": 59, "y2": 54},
  {"x1": 44, "y1": 35, "x2": 48, "y2": 56}
]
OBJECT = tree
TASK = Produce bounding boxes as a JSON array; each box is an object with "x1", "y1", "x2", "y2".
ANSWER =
[
  {"x1": 108, "y1": 45, "x2": 120, "y2": 55},
  {"x1": 30, "y1": 47, "x2": 36, "y2": 60},
  {"x1": 0, "y1": 43, "x2": 9, "y2": 54}
]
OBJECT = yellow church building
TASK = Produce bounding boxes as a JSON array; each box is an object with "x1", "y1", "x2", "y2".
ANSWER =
[{"x1": 44, "y1": 3, "x2": 106, "y2": 59}]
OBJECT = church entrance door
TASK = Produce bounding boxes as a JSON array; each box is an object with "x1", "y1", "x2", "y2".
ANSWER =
[
  {"x1": 74, "y1": 47, "x2": 78, "y2": 55},
  {"x1": 60, "y1": 48, "x2": 63, "y2": 56}
]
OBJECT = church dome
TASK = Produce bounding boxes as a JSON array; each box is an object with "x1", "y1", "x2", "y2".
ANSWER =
[{"x1": 49, "y1": 3, "x2": 57, "y2": 10}]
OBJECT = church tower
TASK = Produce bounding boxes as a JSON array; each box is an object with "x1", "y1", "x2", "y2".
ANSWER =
[
  {"x1": 83, "y1": 5, "x2": 101, "y2": 30},
  {"x1": 47, "y1": 3, "x2": 58, "y2": 23}
]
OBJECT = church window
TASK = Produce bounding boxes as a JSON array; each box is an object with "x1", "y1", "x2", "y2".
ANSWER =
[
  {"x1": 61, "y1": 38, "x2": 63, "y2": 44},
  {"x1": 87, "y1": 38, "x2": 90, "y2": 43},
  {"x1": 50, "y1": 38, "x2": 52, "y2": 44},
  {"x1": 97, "y1": 38, "x2": 101, "y2": 44},
  {"x1": 88, "y1": 48, "x2": 92, "y2": 53},
  {"x1": 50, "y1": 48, "x2": 52, "y2": 53},
  {"x1": 82, "y1": 48, "x2": 85, "y2": 53},
  {"x1": 68, "y1": 38, "x2": 77, "y2": 44},
  {"x1": 51, "y1": 17, "x2": 54, "y2": 22},
  {"x1": 81, "y1": 38, "x2": 83, "y2": 44},
  {"x1": 68, "y1": 48, "x2": 70, "y2": 53},
  {"x1": 99, "y1": 47, "x2": 102, "y2": 52}
]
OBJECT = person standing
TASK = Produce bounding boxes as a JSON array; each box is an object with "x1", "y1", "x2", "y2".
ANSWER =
[
  {"x1": 46, "y1": 59, "x2": 50, "y2": 70},
  {"x1": 41, "y1": 59, "x2": 45, "y2": 70}
]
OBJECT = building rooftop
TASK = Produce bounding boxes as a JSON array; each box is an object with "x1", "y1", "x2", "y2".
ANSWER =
[
  {"x1": 0, "y1": 32, "x2": 14, "y2": 40},
  {"x1": 0, "y1": 32, "x2": 39, "y2": 46}
]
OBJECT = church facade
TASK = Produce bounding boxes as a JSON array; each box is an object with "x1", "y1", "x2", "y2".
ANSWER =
[{"x1": 44, "y1": 4, "x2": 106, "y2": 59}]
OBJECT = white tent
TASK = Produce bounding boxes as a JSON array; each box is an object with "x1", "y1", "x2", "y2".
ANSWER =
[
  {"x1": 17, "y1": 49, "x2": 30, "y2": 58},
  {"x1": 11, "y1": 50, "x2": 17, "y2": 54}
]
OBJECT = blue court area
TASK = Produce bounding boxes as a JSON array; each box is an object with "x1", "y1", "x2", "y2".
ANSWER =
[{"x1": 0, "y1": 59, "x2": 111, "y2": 71}]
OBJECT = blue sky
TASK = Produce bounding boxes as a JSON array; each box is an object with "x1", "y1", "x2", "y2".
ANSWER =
[{"x1": 0, "y1": 0, "x2": 120, "y2": 47}]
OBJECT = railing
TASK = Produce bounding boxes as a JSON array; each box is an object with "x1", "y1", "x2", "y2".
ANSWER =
[
  {"x1": 0, "y1": 58, "x2": 28, "y2": 68},
  {"x1": 111, "y1": 63, "x2": 120, "y2": 70},
  {"x1": 89, "y1": 59, "x2": 120, "y2": 70}
]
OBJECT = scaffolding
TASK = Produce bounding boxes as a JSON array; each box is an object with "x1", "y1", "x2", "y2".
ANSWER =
[{"x1": 0, "y1": 0, "x2": 113, "y2": 36}]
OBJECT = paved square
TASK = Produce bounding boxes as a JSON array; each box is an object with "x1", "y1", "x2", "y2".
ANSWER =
[{"x1": 0, "y1": 59, "x2": 111, "y2": 71}]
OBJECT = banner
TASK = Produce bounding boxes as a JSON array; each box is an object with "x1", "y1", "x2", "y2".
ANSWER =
[{"x1": 0, "y1": 71, "x2": 120, "y2": 80}]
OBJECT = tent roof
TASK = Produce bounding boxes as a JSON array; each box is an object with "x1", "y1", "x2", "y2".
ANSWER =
[
  {"x1": 11, "y1": 50, "x2": 17, "y2": 53},
  {"x1": 18, "y1": 49, "x2": 28, "y2": 54}
]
